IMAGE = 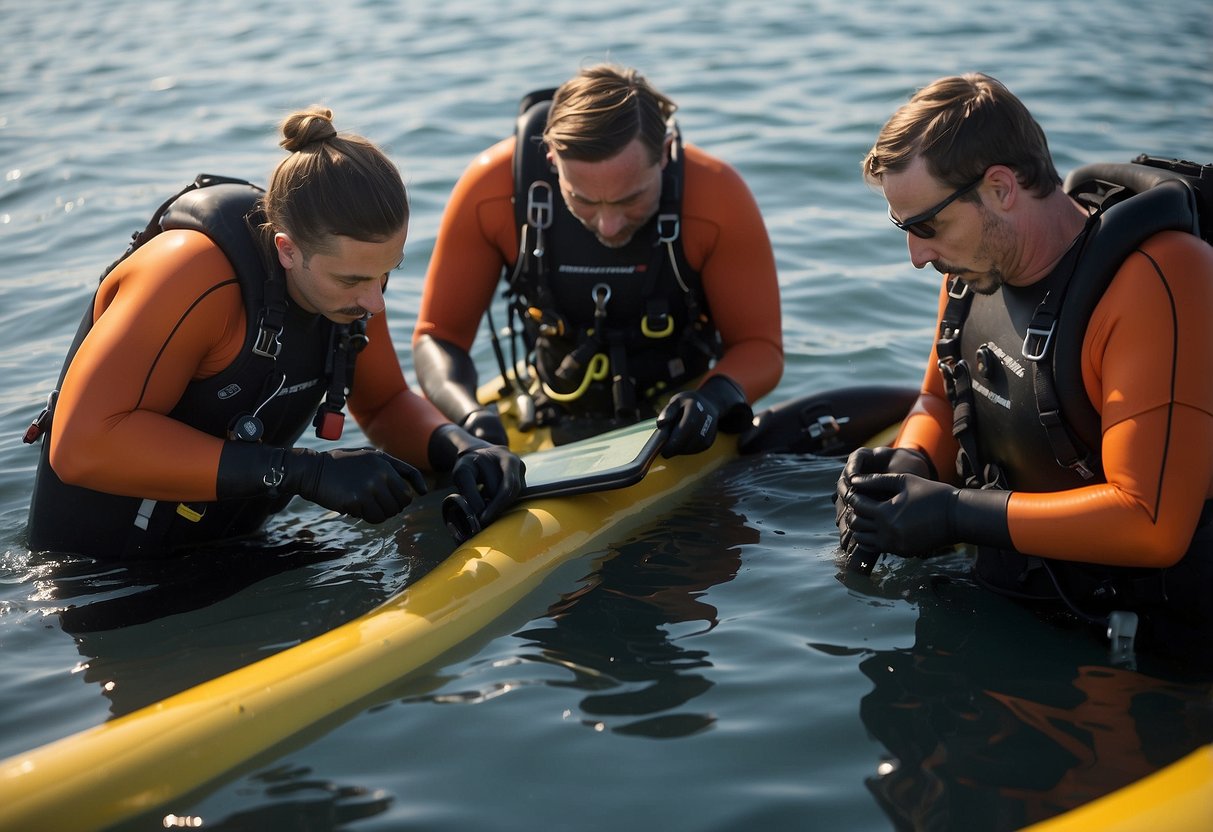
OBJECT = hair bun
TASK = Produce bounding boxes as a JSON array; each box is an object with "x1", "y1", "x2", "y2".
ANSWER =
[{"x1": 280, "y1": 107, "x2": 338, "y2": 152}]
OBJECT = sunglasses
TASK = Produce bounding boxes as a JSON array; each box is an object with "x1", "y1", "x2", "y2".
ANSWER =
[{"x1": 888, "y1": 174, "x2": 984, "y2": 239}]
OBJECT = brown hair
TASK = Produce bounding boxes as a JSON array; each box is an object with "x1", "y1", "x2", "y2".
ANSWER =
[
  {"x1": 263, "y1": 106, "x2": 407, "y2": 257},
  {"x1": 543, "y1": 65, "x2": 677, "y2": 164},
  {"x1": 863, "y1": 73, "x2": 1061, "y2": 197}
]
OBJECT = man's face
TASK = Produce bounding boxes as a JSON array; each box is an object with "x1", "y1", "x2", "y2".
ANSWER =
[
  {"x1": 883, "y1": 157, "x2": 1013, "y2": 295},
  {"x1": 549, "y1": 136, "x2": 666, "y2": 249},
  {"x1": 275, "y1": 226, "x2": 406, "y2": 322}
]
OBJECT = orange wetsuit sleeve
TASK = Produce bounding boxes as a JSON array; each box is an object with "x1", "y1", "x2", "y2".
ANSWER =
[
  {"x1": 1008, "y1": 232, "x2": 1213, "y2": 567},
  {"x1": 413, "y1": 139, "x2": 517, "y2": 352},
  {"x1": 348, "y1": 311, "x2": 451, "y2": 465},
  {"x1": 680, "y1": 145, "x2": 784, "y2": 402},
  {"x1": 50, "y1": 230, "x2": 247, "y2": 502}
]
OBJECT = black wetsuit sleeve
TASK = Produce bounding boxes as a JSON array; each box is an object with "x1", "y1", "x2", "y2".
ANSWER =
[{"x1": 413, "y1": 334, "x2": 486, "y2": 425}]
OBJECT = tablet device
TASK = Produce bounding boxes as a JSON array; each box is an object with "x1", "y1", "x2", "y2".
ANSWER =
[{"x1": 442, "y1": 420, "x2": 670, "y2": 543}]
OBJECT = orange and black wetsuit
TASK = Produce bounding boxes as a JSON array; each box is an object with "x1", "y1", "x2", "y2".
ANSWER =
[
  {"x1": 413, "y1": 133, "x2": 783, "y2": 424},
  {"x1": 27, "y1": 190, "x2": 446, "y2": 559},
  {"x1": 896, "y1": 228, "x2": 1213, "y2": 636}
]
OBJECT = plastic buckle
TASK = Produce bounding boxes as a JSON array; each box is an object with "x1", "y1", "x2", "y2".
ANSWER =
[
  {"x1": 253, "y1": 320, "x2": 283, "y2": 359},
  {"x1": 23, "y1": 391, "x2": 57, "y2": 444},
  {"x1": 808, "y1": 414, "x2": 850, "y2": 454},
  {"x1": 314, "y1": 409, "x2": 345, "y2": 440},
  {"x1": 176, "y1": 503, "x2": 206, "y2": 523},
  {"x1": 1107, "y1": 610, "x2": 1139, "y2": 667}
]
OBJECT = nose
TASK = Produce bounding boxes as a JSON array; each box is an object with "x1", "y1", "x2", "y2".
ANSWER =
[
  {"x1": 595, "y1": 206, "x2": 627, "y2": 239},
  {"x1": 358, "y1": 278, "x2": 386, "y2": 315},
  {"x1": 907, "y1": 234, "x2": 936, "y2": 270}
]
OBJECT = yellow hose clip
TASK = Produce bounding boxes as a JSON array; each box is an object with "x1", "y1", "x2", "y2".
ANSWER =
[
  {"x1": 541, "y1": 352, "x2": 609, "y2": 402},
  {"x1": 176, "y1": 503, "x2": 205, "y2": 522},
  {"x1": 640, "y1": 313, "x2": 674, "y2": 339}
]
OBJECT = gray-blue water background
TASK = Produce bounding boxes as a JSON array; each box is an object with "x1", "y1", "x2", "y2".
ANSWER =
[{"x1": 2, "y1": 1, "x2": 1212, "y2": 830}]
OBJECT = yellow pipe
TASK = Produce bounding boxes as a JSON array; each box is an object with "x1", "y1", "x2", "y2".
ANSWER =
[
  {"x1": 0, "y1": 438, "x2": 737, "y2": 832},
  {"x1": 1018, "y1": 744, "x2": 1213, "y2": 831}
]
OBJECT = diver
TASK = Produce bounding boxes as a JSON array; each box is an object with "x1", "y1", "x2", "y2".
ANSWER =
[
  {"x1": 25, "y1": 107, "x2": 524, "y2": 559},
  {"x1": 836, "y1": 73, "x2": 1213, "y2": 661},
  {"x1": 412, "y1": 64, "x2": 783, "y2": 453}
]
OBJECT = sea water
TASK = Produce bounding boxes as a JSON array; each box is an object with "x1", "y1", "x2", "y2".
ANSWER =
[{"x1": 2, "y1": 1, "x2": 1212, "y2": 829}]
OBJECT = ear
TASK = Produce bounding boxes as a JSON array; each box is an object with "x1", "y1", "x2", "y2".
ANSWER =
[
  {"x1": 658, "y1": 134, "x2": 674, "y2": 170},
  {"x1": 273, "y1": 232, "x2": 297, "y2": 270},
  {"x1": 984, "y1": 165, "x2": 1020, "y2": 211}
]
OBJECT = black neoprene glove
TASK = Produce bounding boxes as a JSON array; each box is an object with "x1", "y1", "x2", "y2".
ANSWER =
[
  {"x1": 834, "y1": 446, "x2": 934, "y2": 537},
  {"x1": 657, "y1": 375, "x2": 753, "y2": 458},
  {"x1": 461, "y1": 408, "x2": 509, "y2": 447},
  {"x1": 843, "y1": 473, "x2": 1013, "y2": 558},
  {"x1": 217, "y1": 443, "x2": 428, "y2": 524},
  {"x1": 428, "y1": 424, "x2": 525, "y2": 527}
]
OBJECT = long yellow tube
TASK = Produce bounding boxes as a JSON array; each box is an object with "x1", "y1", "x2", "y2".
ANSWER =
[
  {"x1": 0, "y1": 439, "x2": 737, "y2": 832},
  {"x1": 1020, "y1": 744, "x2": 1213, "y2": 831},
  {"x1": 4, "y1": 416, "x2": 1211, "y2": 831}
]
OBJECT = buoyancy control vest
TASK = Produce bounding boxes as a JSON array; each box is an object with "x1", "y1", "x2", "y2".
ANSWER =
[
  {"x1": 503, "y1": 89, "x2": 720, "y2": 425},
  {"x1": 25, "y1": 175, "x2": 367, "y2": 559},
  {"x1": 934, "y1": 155, "x2": 1213, "y2": 631}
]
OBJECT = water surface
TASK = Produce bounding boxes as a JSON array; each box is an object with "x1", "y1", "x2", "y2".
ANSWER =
[{"x1": 2, "y1": 1, "x2": 1212, "y2": 829}]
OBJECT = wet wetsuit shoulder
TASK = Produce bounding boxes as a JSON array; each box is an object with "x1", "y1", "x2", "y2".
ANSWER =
[
  {"x1": 414, "y1": 138, "x2": 517, "y2": 353},
  {"x1": 1009, "y1": 229, "x2": 1213, "y2": 566},
  {"x1": 679, "y1": 144, "x2": 783, "y2": 400},
  {"x1": 51, "y1": 229, "x2": 246, "y2": 502}
]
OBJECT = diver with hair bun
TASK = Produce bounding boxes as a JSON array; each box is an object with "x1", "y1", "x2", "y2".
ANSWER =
[{"x1": 25, "y1": 106, "x2": 524, "y2": 559}]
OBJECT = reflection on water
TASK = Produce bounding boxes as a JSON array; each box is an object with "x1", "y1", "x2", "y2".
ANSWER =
[
  {"x1": 821, "y1": 571, "x2": 1213, "y2": 831},
  {"x1": 516, "y1": 503, "x2": 755, "y2": 739},
  {"x1": 27, "y1": 495, "x2": 454, "y2": 719},
  {"x1": 399, "y1": 489, "x2": 756, "y2": 741},
  {"x1": 191, "y1": 765, "x2": 394, "y2": 832}
]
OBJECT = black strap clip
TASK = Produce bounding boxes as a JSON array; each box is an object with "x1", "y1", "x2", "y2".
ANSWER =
[
  {"x1": 253, "y1": 312, "x2": 283, "y2": 359},
  {"x1": 23, "y1": 390, "x2": 58, "y2": 444}
]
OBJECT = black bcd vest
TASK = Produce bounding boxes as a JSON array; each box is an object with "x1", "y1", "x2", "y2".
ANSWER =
[
  {"x1": 25, "y1": 175, "x2": 366, "y2": 559},
  {"x1": 504, "y1": 89, "x2": 720, "y2": 424},
  {"x1": 936, "y1": 154, "x2": 1213, "y2": 625}
]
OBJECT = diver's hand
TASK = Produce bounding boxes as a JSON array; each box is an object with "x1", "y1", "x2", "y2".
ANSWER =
[
  {"x1": 844, "y1": 473, "x2": 1013, "y2": 560},
  {"x1": 462, "y1": 408, "x2": 509, "y2": 447},
  {"x1": 658, "y1": 375, "x2": 752, "y2": 457},
  {"x1": 833, "y1": 446, "x2": 932, "y2": 530},
  {"x1": 844, "y1": 473, "x2": 958, "y2": 558},
  {"x1": 451, "y1": 444, "x2": 526, "y2": 526},
  {"x1": 287, "y1": 447, "x2": 428, "y2": 523}
]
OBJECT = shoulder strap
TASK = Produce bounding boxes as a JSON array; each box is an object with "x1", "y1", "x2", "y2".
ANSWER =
[
  {"x1": 24, "y1": 175, "x2": 272, "y2": 445},
  {"x1": 510, "y1": 89, "x2": 558, "y2": 292},
  {"x1": 157, "y1": 175, "x2": 287, "y2": 360},
  {"x1": 1035, "y1": 157, "x2": 1211, "y2": 466}
]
